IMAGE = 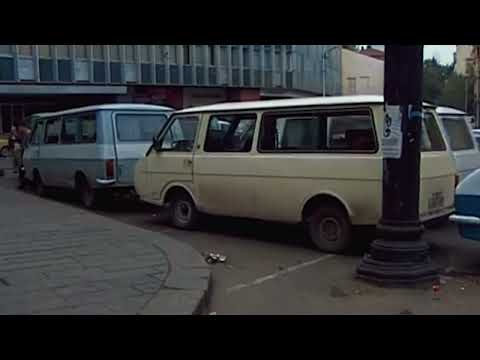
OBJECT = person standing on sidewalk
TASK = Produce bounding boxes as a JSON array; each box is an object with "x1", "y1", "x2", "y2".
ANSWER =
[
  {"x1": 9, "y1": 126, "x2": 21, "y2": 173},
  {"x1": 15, "y1": 123, "x2": 31, "y2": 188}
]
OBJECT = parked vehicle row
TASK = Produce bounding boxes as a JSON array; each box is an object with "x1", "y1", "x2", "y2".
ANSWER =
[{"x1": 19, "y1": 97, "x2": 479, "y2": 254}]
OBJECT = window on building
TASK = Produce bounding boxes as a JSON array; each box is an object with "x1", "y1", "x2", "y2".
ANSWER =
[
  {"x1": 110, "y1": 45, "x2": 121, "y2": 61},
  {"x1": 140, "y1": 45, "x2": 151, "y2": 63},
  {"x1": 231, "y1": 46, "x2": 239, "y2": 67},
  {"x1": 169, "y1": 45, "x2": 178, "y2": 64},
  {"x1": 208, "y1": 45, "x2": 215, "y2": 66},
  {"x1": 116, "y1": 113, "x2": 168, "y2": 142},
  {"x1": 421, "y1": 112, "x2": 447, "y2": 152},
  {"x1": 57, "y1": 45, "x2": 71, "y2": 59},
  {"x1": 441, "y1": 116, "x2": 475, "y2": 151},
  {"x1": 195, "y1": 45, "x2": 204, "y2": 65},
  {"x1": 220, "y1": 46, "x2": 227, "y2": 66},
  {"x1": 254, "y1": 47, "x2": 261, "y2": 69},
  {"x1": 347, "y1": 77, "x2": 356, "y2": 95},
  {"x1": 259, "y1": 110, "x2": 376, "y2": 153},
  {"x1": 125, "y1": 45, "x2": 136, "y2": 62},
  {"x1": 264, "y1": 48, "x2": 272, "y2": 69},
  {"x1": 0, "y1": 45, "x2": 13, "y2": 55},
  {"x1": 204, "y1": 114, "x2": 257, "y2": 152},
  {"x1": 44, "y1": 117, "x2": 62, "y2": 144},
  {"x1": 243, "y1": 47, "x2": 250, "y2": 68},
  {"x1": 156, "y1": 45, "x2": 167, "y2": 63},
  {"x1": 359, "y1": 76, "x2": 370, "y2": 91},
  {"x1": 38, "y1": 45, "x2": 52, "y2": 58},
  {"x1": 160, "y1": 116, "x2": 199, "y2": 151},
  {"x1": 75, "y1": 45, "x2": 88, "y2": 59},
  {"x1": 275, "y1": 51, "x2": 281, "y2": 69},
  {"x1": 183, "y1": 45, "x2": 191, "y2": 64},
  {"x1": 93, "y1": 45, "x2": 105, "y2": 60},
  {"x1": 18, "y1": 45, "x2": 33, "y2": 57}
]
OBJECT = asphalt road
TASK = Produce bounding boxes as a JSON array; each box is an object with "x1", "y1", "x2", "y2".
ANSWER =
[{"x1": 3, "y1": 163, "x2": 480, "y2": 314}]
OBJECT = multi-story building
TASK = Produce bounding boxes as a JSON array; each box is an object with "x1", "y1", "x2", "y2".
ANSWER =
[
  {"x1": 0, "y1": 45, "x2": 341, "y2": 133},
  {"x1": 341, "y1": 48, "x2": 384, "y2": 95}
]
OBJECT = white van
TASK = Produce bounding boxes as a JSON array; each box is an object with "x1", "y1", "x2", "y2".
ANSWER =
[
  {"x1": 135, "y1": 96, "x2": 456, "y2": 253},
  {"x1": 23, "y1": 104, "x2": 172, "y2": 208},
  {"x1": 436, "y1": 106, "x2": 480, "y2": 183}
]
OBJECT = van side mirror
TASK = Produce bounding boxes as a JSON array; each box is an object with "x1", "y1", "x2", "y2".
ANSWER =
[{"x1": 153, "y1": 136, "x2": 163, "y2": 152}]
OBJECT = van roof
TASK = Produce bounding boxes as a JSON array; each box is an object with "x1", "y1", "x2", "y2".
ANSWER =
[
  {"x1": 176, "y1": 95, "x2": 436, "y2": 114},
  {"x1": 31, "y1": 103, "x2": 174, "y2": 118},
  {"x1": 435, "y1": 106, "x2": 467, "y2": 116}
]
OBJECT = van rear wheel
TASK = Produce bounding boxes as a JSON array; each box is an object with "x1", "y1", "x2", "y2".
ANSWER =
[
  {"x1": 77, "y1": 176, "x2": 99, "y2": 209},
  {"x1": 307, "y1": 204, "x2": 352, "y2": 254},
  {"x1": 170, "y1": 192, "x2": 199, "y2": 230}
]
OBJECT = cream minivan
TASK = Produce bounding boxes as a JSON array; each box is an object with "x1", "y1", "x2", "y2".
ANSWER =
[{"x1": 134, "y1": 95, "x2": 456, "y2": 253}]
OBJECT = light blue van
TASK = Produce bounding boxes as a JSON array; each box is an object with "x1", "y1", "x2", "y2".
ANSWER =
[{"x1": 22, "y1": 104, "x2": 172, "y2": 208}]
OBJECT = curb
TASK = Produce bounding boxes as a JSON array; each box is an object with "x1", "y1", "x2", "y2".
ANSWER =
[{"x1": 140, "y1": 234, "x2": 213, "y2": 315}]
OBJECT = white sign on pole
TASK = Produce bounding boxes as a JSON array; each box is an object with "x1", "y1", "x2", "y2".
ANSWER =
[{"x1": 382, "y1": 105, "x2": 403, "y2": 159}]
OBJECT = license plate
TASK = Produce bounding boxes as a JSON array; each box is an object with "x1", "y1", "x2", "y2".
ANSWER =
[{"x1": 428, "y1": 192, "x2": 445, "y2": 210}]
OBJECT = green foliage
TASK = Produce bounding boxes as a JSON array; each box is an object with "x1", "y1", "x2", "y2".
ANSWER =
[{"x1": 423, "y1": 57, "x2": 470, "y2": 112}]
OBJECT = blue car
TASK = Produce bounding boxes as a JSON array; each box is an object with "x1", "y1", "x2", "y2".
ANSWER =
[{"x1": 450, "y1": 167, "x2": 480, "y2": 240}]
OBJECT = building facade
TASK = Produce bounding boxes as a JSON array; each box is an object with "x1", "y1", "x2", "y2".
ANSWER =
[
  {"x1": 341, "y1": 48, "x2": 384, "y2": 96},
  {"x1": 0, "y1": 45, "x2": 341, "y2": 133},
  {"x1": 454, "y1": 45, "x2": 474, "y2": 76}
]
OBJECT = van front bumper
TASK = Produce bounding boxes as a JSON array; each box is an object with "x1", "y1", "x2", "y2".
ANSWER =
[{"x1": 449, "y1": 214, "x2": 480, "y2": 225}]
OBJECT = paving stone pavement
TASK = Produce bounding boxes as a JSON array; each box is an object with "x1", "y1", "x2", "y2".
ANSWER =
[{"x1": 0, "y1": 177, "x2": 211, "y2": 315}]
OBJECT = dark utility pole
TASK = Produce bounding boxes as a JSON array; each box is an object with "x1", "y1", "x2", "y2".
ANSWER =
[{"x1": 356, "y1": 45, "x2": 439, "y2": 285}]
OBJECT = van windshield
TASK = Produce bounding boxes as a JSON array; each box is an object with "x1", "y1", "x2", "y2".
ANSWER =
[
  {"x1": 440, "y1": 116, "x2": 474, "y2": 151},
  {"x1": 116, "y1": 113, "x2": 168, "y2": 142}
]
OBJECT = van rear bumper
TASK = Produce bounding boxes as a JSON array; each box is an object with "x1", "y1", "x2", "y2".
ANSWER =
[{"x1": 96, "y1": 178, "x2": 116, "y2": 185}]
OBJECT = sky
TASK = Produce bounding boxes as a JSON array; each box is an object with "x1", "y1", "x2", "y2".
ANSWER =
[
  {"x1": 424, "y1": 45, "x2": 456, "y2": 65},
  {"x1": 367, "y1": 45, "x2": 457, "y2": 65}
]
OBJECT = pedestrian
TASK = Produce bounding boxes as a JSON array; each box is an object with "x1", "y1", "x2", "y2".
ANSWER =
[
  {"x1": 15, "y1": 124, "x2": 31, "y2": 187},
  {"x1": 9, "y1": 126, "x2": 21, "y2": 173}
]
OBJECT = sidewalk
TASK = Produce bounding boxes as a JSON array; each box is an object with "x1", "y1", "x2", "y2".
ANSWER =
[{"x1": 0, "y1": 171, "x2": 211, "y2": 314}]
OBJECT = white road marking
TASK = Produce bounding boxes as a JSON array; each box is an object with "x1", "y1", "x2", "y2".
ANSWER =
[{"x1": 226, "y1": 254, "x2": 336, "y2": 294}]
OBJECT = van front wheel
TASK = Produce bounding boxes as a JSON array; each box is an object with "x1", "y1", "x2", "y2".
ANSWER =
[
  {"x1": 307, "y1": 204, "x2": 352, "y2": 254},
  {"x1": 170, "y1": 192, "x2": 199, "y2": 230}
]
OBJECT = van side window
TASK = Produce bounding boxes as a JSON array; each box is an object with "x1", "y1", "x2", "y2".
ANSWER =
[
  {"x1": 259, "y1": 109, "x2": 376, "y2": 152},
  {"x1": 327, "y1": 113, "x2": 376, "y2": 151},
  {"x1": 78, "y1": 113, "x2": 96, "y2": 143},
  {"x1": 440, "y1": 116, "x2": 474, "y2": 151},
  {"x1": 30, "y1": 121, "x2": 43, "y2": 145},
  {"x1": 61, "y1": 116, "x2": 79, "y2": 144},
  {"x1": 44, "y1": 117, "x2": 62, "y2": 144},
  {"x1": 204, "y1": 114, "x2": 257, "y2": 152},
  {"x1": 421, "y1": 112, "x2": 446, "y2": 152},
  {"x1": 160, "y1": 116, "x2": 199, "y2": 152}
]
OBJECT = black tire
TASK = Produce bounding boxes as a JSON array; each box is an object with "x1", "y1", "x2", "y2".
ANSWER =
[
  {"x1": 306, "y1": 204, "x2": 352, "y2": 254},
  {"x1": 170, "y1": 192, "x2": 199, "y2": 230},
  {"x1": 77, "y1": 176, "x2": 99, "y2": 209},
  {"x1": 33, "y1": 171, "x2": 47, "y2": 197}
]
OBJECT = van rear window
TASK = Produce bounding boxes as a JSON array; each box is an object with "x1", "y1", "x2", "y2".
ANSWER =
[
  {"x1": 440, "y1": 116, "x2": 474, "y2": 151},
  {"x1": 116, "y1": 113, "x2": 168, "y2": 142},
  {"x1": 421, "y1": 112, "x2": 447, "y2": 152}
]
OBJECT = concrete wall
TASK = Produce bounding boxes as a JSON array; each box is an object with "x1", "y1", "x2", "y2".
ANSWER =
[{"x1": 341, "y1": 48, "x2": 384, "y2": 95}]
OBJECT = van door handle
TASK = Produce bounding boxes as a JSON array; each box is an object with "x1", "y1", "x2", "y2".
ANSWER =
[{"x1": 184, "y1": 159, "x2": 193, "y2": 167}]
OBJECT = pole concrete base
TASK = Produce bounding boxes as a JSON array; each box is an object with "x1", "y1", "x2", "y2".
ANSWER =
[{"x1": 356, "y1": 238, "x2": 439, "y2": 286}]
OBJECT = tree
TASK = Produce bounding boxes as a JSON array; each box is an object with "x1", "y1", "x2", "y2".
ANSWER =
[
  {"x1": 439, "y1": 72, "x2": 467, "y2": 110},
  {"x1": 423, "y1": 58, "x2": 445, "y2": 103}
]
